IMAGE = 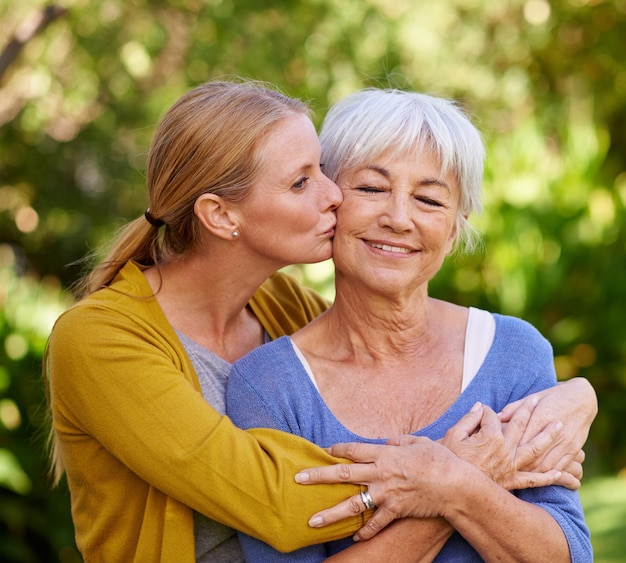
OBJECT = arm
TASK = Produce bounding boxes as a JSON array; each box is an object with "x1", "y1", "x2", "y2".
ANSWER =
[
  {"x1": 327, "y1": 398, "x2": 552, "y2": 562},
  {"x1": 302, "y1": 423, "x2": 574, "y2": 562},
  {"x1": 49, "y1": 304, "x2": 364, "y2": 553},
  {"x1": 326, "y1": 518, "x2": 453, "y2": 563},
  {"x1": 442, "y1": 459, "x2": 571, "y2": 562}
]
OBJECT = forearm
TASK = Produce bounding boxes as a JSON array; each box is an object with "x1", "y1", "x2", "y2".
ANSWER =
[
  {"x1": 445, "y1": 469, "x2": 570, "y2": 563},
  {"x1": 327, "y1": 518, "x2": 453, "y2": 563}
]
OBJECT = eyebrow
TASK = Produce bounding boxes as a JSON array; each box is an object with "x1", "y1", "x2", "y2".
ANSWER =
[{"x1": 365, "y1": 165, "x2": 450, "y2": 190}]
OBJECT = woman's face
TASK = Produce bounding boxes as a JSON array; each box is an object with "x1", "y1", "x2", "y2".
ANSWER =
[
  {"x1": 238, "y1": 113, "x2": 342, "y2": 269},
  {"x1": 332, "y1": 147, "x2": 461, "y2": 296}
]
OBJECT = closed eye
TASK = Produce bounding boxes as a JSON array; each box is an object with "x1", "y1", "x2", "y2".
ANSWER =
[
  {"x1": 356, "y1": 186, "x2": 384, "y2": 193},
  {"x1": 417, "y1": 196, "x2": 443, "y2": 207}
]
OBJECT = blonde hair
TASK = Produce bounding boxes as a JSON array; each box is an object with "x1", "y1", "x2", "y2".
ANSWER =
[
  {"x1": 46, "y1": 80, "x2": 309, "y2": 484},
  {"x1": 75, "y1": 80, "x2": 310, "y2": 298}
]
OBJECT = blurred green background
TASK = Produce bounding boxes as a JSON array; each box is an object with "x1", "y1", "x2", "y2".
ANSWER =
[{"x1": 1, "y1": 0, "x2": 625, "y2": 561}]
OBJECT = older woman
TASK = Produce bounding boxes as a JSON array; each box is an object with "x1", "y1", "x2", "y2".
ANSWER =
[{"x1": 227, "y1": 89, "x2": 592, "y2": 561}]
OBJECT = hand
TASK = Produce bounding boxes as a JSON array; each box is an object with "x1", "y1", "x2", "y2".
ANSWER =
[
  {"x1": 552, "y1": 449, "x2": 585, "y2": 490},
  {"x1": 499, "y1": 377, "x2": 597, "y2": 486},
  {"x1": 295, "y1": 437, "x2": 469, "y2": 540},
  {"x1": 416, "y1": 398, "x2": 563, "y2": 491}
]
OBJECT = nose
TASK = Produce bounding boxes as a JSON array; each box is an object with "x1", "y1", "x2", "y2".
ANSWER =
[
  {"x1": 321, "y1": 174, "x2": 343, "y2": 211},
  {"x1": 380, "y1": 192, "x2": 413, "y2": 232}
]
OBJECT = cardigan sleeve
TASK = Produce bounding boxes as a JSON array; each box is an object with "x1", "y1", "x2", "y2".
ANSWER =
[
  {"x1": 48, "y1": 298, "x2": 362, "y2": 554},
  {"x1": 228, "y1": 342, "x2": 331, "y2": 562}
]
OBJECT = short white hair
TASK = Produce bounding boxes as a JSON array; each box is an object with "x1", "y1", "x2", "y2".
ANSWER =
[{"x1": 320, "y1": 88, "x2": 485, "y2": 252}]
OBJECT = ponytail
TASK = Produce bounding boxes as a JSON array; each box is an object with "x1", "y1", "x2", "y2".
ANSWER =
[{"x1": 71, "y1": 216, "x2": 162, "y2": 299}]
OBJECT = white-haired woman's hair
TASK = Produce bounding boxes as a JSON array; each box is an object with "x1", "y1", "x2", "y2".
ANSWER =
[{"x1": 319, "y1": 88, "x2": 485, "y2": 252}]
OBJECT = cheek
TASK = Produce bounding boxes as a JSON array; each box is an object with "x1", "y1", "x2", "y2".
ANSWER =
[
  {"x1": 281, "y1": 210, "x2": 320, "y2": 240},
  {"x1": 336, "y1": 199, "x2": 371, "y2": 228},
  {"x1": 296, "y1": 209, "x2": 321, "y2": 231}
]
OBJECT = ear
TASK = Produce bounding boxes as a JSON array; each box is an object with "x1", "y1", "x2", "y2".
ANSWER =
[{"x1": 194, "y1": 193, "x2": 240, "y2": 240}]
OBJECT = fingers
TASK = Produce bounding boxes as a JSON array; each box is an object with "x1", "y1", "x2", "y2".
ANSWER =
[
  {"x1": 353, "y1": 507, "x2": 395, "y2": 541},
  {"x1": 307, "y1": 492, "x2": 373, "y2": 528},
  {"x1": 575, "y1": 449, "x2": 586, "y2": 464},
  {"x1": 509, "y1": 469, "x2": 563, "y2": 490},
  {"x1": 498, "y1": 397, "x2": 524, "y2": 423},
  {"x1": 502, "y1": 395, "x2": 539, "y2": 446},
  {"x1": 553, "y1": 469, "x2": 582, "y2": 491},
  {"x1": 295, "y1": 462, "x2": 375, "y2": 485},
  {"x1": 454, "y1": 402, "x2": 484, "y2": 437},
  {"x1": 551, "y1": 449, "x2": 580, "y2": 472},
  {"x1": 477, "y1": 404, "x2": 502, "y2": 433},
  {"x1": 514, "y1": 419, "x2": 563, "y2": 471},
  {"x1": 442, "y1": 402, "x2": 483, "y2": 446},
  {"x1": 327, "y1": 441, "x2": 386, "y2": 463}
]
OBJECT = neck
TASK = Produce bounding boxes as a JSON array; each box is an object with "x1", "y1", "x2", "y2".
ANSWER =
[
  {"x1": 144, "y1": 248, "x2": 275, "y2": 361},
  {"x1": 300, "y1": 277, "x2": 435, "y2": 363}
]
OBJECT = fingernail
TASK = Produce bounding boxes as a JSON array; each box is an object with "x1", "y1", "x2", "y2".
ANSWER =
[
  {"x1": 295, "y1": 472, "x2": 310, "y2": 483},
  {"x1": 531, "y1": 396, "x2": 539, "y2": 406},
  {"x1": 352, "y1": 534, "x2": 362, "y2": 542},
  {"x1": 309, "y1": 516, "x2": 323, "y2": 527},
  {"x1": 471, "y1": 401, "x2": 481, "y2": 412},
  {"x1": 554, "y1": 471, "x2": 562, "y2": 479}
]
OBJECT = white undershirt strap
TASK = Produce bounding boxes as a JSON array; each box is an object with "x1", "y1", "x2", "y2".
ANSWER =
[
  {"x1": 462, "y1": 307, "x2": 495, "y2": 391},
  {"x1": 291, "y1": 340, "x2": 320, "y2": 391}
]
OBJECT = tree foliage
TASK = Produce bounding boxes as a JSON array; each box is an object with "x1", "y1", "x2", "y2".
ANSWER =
[{"x1": 1, "y1": 0, "x2": 625, "y2": 560}]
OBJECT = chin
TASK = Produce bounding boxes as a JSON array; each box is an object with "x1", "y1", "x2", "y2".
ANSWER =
[{"x1": 309, "y1": 252, "x2": 332, "y2": 264}]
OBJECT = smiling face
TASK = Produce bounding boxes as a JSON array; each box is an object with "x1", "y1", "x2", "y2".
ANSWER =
[
  {"x1": 236, "y1": 112, "x2": 343, "y2": 270},
  {"x1": 332, "y1": 147, "x2": 461, "y2": 297}
]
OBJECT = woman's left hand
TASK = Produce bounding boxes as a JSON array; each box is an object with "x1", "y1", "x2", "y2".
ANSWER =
[{"x1": 498, "y1": 377, "x2": 597, "y2": 488}]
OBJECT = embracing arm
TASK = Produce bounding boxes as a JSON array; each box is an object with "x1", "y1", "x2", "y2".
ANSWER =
[
  {"x1": 48, "y1": 305, "x2": 365, "y2": 553},
  {"x1": 300, "y1": 399, "x2": 567, "y2": 559},
  {"x1": 325, "y1": 400, "x2": 542, "y2": 561}
]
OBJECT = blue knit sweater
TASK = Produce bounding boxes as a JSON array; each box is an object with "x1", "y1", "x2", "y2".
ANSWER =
[{"x1": 227, "y1": 313, "x2": 592, "y2": 562}]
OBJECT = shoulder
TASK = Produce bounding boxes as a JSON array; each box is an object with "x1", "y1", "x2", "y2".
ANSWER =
[
  {"x1": 227, "y1": 337, "x2": 317, "y2": 433},
  {"x1": 249, "y1": 272, "x2": 330, "y2": 339},
  {"x1": 49, "y1": 262, "x2": 179, "y2": 361},
  {"x1": 448, "y1": 312, "x2": 558, "y2": 412},
  {"x1": 492, "y1": 314, "x2": 552, "y2": 355},
  {"x1": 488, "y1": 313, "x2": 556, "y2": 390}
]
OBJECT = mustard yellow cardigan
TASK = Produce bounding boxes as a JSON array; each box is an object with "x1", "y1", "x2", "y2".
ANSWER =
[{"x1": 48, "y1": 261, "x2": 363, "y2": 562}]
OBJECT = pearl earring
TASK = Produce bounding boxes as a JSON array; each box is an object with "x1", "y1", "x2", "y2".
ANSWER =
[{"x1": 232, "y1": 230, "x2": 240, "y2": 239}]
